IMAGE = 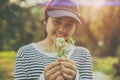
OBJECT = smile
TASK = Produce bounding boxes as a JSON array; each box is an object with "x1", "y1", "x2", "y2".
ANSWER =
[{"x1": 55, "y1": 33, "x2": 66, "y2": 37}]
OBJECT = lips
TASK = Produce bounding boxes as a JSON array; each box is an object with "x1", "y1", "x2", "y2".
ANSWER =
[
  {"x1": 56, "y1": 33, "x2": 64, "y2": 37},
  {"x1": 52, "y1": 31, "x2": 68, "y2": 39}
]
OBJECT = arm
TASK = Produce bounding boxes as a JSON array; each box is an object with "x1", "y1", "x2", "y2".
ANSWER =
[
  {"x1": 78, "y1": 48, "x2": 93, "y2": 80},
  {"x1": 14, "y1": 47, "x2": 29, "y2": 80},
  {"x1": 67, "y1": 46, "x2": 93, "y2": 80},
  {"x1": 38, "y1": 72, "x2": 45, "y2": 80}
]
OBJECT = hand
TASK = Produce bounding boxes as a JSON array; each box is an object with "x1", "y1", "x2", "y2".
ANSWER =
[
  {"x1": 57, "y1": 58, "x2": 77, "y2": 80},
  {"x1": 44, "y1": 60, "x2": 63, "y2": 80}
]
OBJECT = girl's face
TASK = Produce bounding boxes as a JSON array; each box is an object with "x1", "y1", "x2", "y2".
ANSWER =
[{"x1": 45, "y1": 16, "x2": 77, "y2": 41}]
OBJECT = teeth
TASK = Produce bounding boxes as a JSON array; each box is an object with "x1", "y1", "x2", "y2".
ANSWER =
[{"x1": 56, "y1": 34, "x2": 64, "y2": 37}]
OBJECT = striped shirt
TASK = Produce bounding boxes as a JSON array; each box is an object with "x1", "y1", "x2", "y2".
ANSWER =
[{"x1": 14, "y1": 43, "x2": 93, "y2": 80}]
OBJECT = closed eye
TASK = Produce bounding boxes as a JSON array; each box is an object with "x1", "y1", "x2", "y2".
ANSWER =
[
  {"x1": 53, "y1": 19, "x2": 61, "y2": 25},
  {"x1": 65, "y1": 22, "x2": 75, "y2": 28}
]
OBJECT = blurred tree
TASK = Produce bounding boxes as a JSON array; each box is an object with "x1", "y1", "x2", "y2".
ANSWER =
[
  {"x1": 78, "y1": 0, "x2": 120, "y2": 57},
  {"x1": 95, "y1": 2, "x2": 120, "y2": 57},
  {"x1": 0, "y1": 0, "x2": 45, "y2": 51},
  {"x1": 74, "y1": 6, "x2": 98, "y2": 50}
]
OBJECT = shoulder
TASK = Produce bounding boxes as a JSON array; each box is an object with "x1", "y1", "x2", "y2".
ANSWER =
[
  {"x1": 74, "y1": 46, "x2": 91, "y2": 57},
  {"x1": 75, "y1": 46, "x2": 90, "y2": 53},
  {"x1": 16, "y1": 43, "x2": 34, "y2": 57},
  {"x1": 73, "y1": 46, "x2": 91, "y2": 59},
  {"x1": 72, "y1": 46, "x2": 92, "y2": 64}
]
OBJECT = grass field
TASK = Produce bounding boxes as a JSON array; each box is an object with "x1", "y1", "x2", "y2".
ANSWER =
[
  {"x1": 0, "y1": 51, "x2": 15, "y2": 80},
  {"x1": 0, "y1": 51, "x2": 118, "y2": 80},
  {"x1": 93, "y1": 57, "x2": 118, "y2": 74}
]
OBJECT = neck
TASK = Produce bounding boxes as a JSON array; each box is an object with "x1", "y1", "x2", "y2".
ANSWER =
[
  {"x1": 37, "y1": 37, "x2": 69, "y2": 53},
  {"x1": 44, "y1": 37, "x2": 54, "y2": 47},
  {"x1": 36, "y1": 38, "x2": 56, "y2": 53}
]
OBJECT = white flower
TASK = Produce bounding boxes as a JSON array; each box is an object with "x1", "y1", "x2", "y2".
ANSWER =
[
  {"x1": 55, "y1": 37, "x2": 65, "y2": 47},
  {"x1": 56, "y1": 37, "x2": 64, "y2": 42},
  {"x1": 56, "y1": 42, "x2": 62, "y2": 47}
]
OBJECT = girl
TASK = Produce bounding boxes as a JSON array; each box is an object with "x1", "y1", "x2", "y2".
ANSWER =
[{"x1": 14, "y1": 0, "x2": 93, "y2": 80}]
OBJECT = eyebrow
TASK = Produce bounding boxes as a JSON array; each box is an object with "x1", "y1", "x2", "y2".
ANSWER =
[
  {"x1": 51, "y1": 18, "x2": 60, "y2": 21},
  {"x1": 52, "y1": 17, "x2": 76, "y2": 23}
]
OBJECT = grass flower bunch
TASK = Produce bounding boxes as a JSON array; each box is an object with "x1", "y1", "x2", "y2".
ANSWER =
[{"x1": 53, "y1": 37, "x2": 75, "y2": 58}]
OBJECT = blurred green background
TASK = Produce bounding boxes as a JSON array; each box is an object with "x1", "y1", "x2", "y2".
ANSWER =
[{"x1": 0, "y1": 0, "x2": 120, "y2": 80}]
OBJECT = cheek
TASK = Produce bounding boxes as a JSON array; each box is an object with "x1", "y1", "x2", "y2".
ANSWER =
[
  {"x1": 68, "y1": 27, "x2": 76, "y2": 35},
  {"x1": 72, "y1": 28, "x2": 76, "y2": 34},
  {"x1": 46, "y1": 22, "x2": 54, "y2": 33},
  {"x1": 46, "y1": 25, "x2": 57, "y2": 36}
]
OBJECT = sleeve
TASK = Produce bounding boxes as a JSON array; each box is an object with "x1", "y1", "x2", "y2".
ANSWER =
[
  {"x1": 14, "y1": 47, "x2": 29, "y2": 80},
  {"x1": 78, "y1": 48, "x2": 93, "y2": 80},
  {"x1": 74, "y1": 71, "x2": 80, "y2": 80},
  {"x1": 37, "y1": 72, "x2": 45, "y2": 80}
]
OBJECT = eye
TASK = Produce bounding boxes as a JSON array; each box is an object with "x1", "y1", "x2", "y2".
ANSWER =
[
  {"x1": 65, "y1": 23, "x2": 75, "y2": 28},
  {"x1": 53, "y1": 20, "x2": 61, "y2": 25}
]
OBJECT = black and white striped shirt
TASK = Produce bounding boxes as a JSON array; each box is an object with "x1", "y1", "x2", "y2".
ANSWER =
[{"x1": 14, "y1": 43, "x2": 93, "y2": 80}]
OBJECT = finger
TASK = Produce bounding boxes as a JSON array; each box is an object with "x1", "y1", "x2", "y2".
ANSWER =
[
  {"x1": 44, "y1": 60, "x2": 60, "y2": 72},
  {"x1": 45, "y1": 65, "x2": 61, "y2": 78},
  {"x1": 63, "y1": 72, "x2": 73, "y2": 80},
  {"x1": 68, "y1": 59, "x2": 76, "y2": 65},
  {"x1": 49, "y1": 71, "x2": 61, "y2": 80},
  {"x1": 62, "y1": 58, "x2": 76, "y2": 65},
  {"x1": 56, "y1": 75, "x2": 63, "y2": 80},
  {"x1": 60, "y1": 61, "x2": 77, "y2": 71},
  {"x1": 62, "y1": 66, "x2": 75, "y2": 76},
  {"x1": 57, "y1": 57, "x2": 76, "y2": 65},
  {"x1": 57, "y1": 57, "x2": 62, "y2": 61}
]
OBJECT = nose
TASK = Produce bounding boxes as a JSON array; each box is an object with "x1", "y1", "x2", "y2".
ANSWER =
[
  {"x1": 56, "y1": 25, "x2": 66, "y2": 36},
  {"x1": 58, "y1": 25, "x2": 66, "y2": 32}
]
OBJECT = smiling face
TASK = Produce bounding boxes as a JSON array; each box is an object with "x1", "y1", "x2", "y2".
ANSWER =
[{"x1": 45, "y1": 16, "x2": 77, "y2": 42}]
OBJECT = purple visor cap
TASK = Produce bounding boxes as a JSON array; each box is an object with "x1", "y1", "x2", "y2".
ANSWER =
[{"x1": 47, "y1": 10, "x2": 82, "y2": 26}]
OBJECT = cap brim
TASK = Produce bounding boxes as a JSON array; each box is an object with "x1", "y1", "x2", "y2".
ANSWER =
[{"x1": 47, "y1": 10, "x2": 82, "y2": 26}]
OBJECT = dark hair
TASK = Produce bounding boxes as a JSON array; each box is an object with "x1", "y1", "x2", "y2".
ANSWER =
[
  {"x1": 42, "y1": 12, "x2": 49, "y2": 38},
  {"x1": 42, "y1": 12, "x2": 49, "y2": 24}
]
